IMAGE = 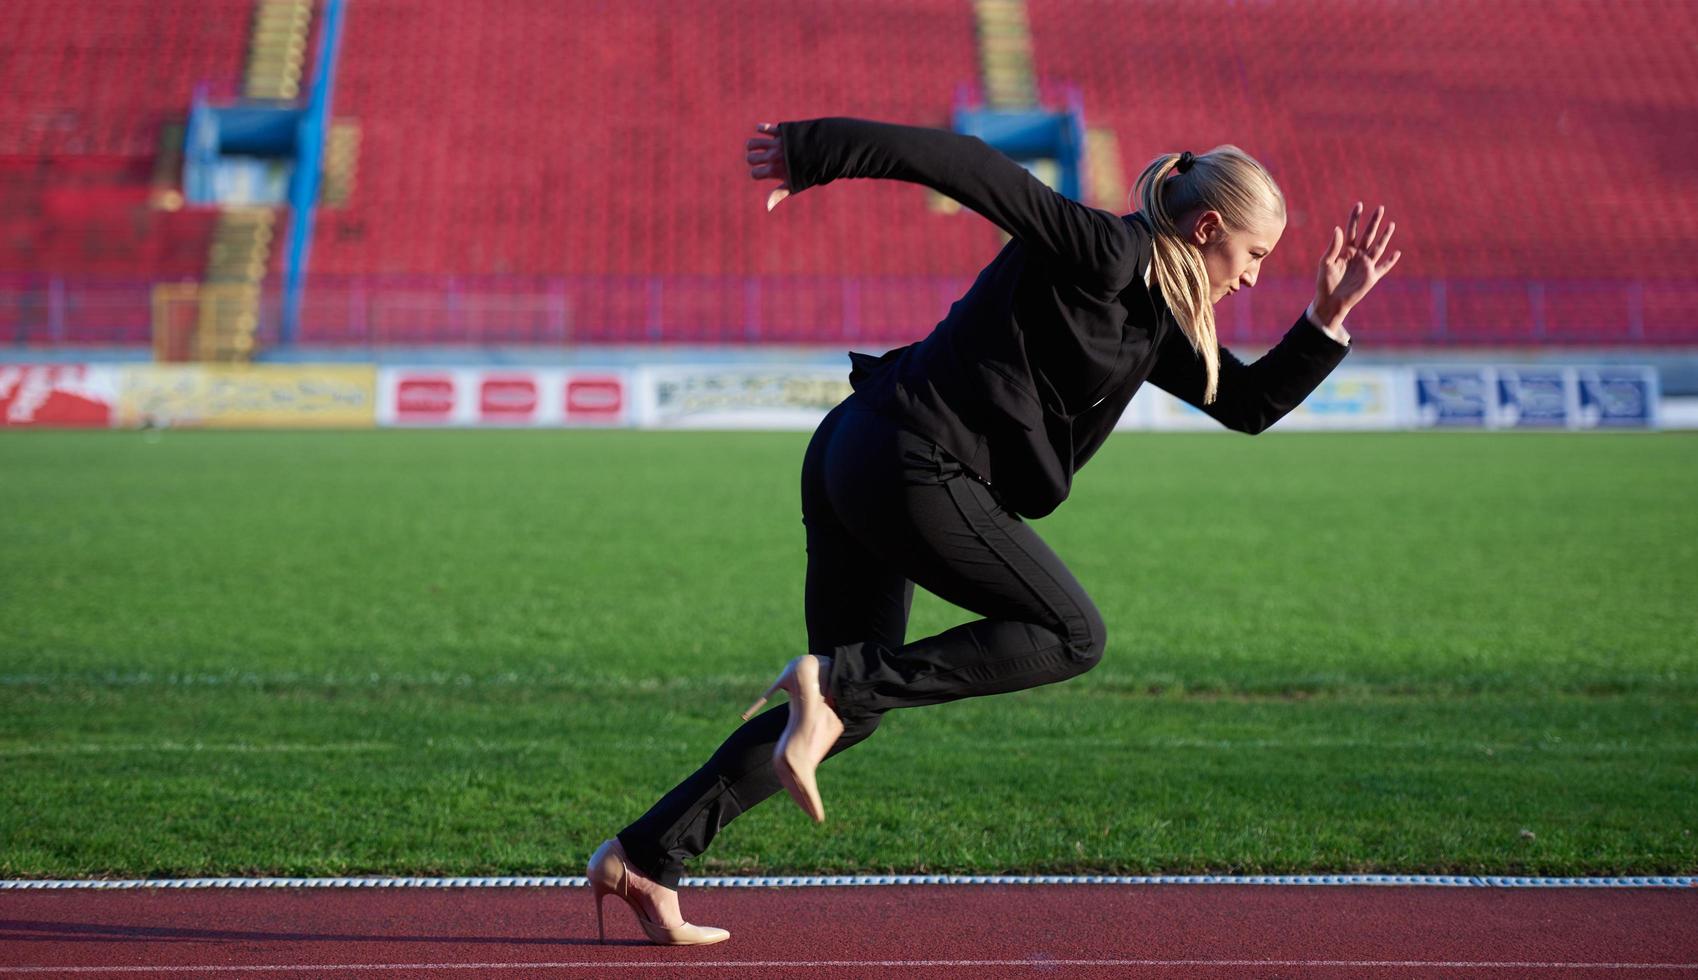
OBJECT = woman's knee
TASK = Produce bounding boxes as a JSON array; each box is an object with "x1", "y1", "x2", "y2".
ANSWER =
[{"x1": 1061, "y1": 596, "x2": 1108, "y2": 670}]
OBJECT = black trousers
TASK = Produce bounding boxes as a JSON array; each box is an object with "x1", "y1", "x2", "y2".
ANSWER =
[{"x1": 616, "y1": 393, "x2": 1107, "y2": 888}]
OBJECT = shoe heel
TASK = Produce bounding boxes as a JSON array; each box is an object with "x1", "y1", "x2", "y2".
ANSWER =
[
  {"x1": 586, "y1": 837, "x2": 730, "y2": 947},
  {"x1": 741, "y1": 677, "x2": 784, "y2": 720}
]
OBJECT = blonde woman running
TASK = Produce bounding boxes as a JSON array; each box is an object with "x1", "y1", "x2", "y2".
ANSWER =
[{"x1": 588, "y1": 117, "x2": 1402, "y2": 945}]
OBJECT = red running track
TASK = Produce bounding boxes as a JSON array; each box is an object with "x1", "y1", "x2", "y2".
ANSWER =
[{"x1": 1, "y1": 885, "x2": 1695, "y2": 978}]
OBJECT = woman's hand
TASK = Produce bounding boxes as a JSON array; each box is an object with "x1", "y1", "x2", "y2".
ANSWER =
[
  {"x1": 1314, "y1": 202, "x2": 1402, "y2": 328},
  {"x1": 747, "y1": 122, "x2": 792, "y2": 212}
]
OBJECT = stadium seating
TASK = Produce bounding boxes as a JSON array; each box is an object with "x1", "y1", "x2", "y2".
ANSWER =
[
  {"x1": 1024, "y1": 0, "x2": 1698, "y2": 341},
  {"x1": 0, "y1": 0, "x2": 253, "y2": 342},
  {"x1": 4, "y1": 0, "x2": 1695, "y2": 346},
  {"x1": 313, "y1": 0, "x2": 989, "y2": 276}
]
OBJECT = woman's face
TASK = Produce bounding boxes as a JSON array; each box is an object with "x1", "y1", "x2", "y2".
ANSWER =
[{"x1": 1185, "y1": 208, "x2": 1286, "y2": 305}]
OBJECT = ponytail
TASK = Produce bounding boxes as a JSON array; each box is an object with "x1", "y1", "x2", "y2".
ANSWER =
[{"x1": 1132, "y1": 146, "x2": 1285, "y2": 405}]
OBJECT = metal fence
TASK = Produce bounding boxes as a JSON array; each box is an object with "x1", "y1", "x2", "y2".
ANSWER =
[{"x1": 4, "y1": 274, "x2": 1696, "y2": 348}]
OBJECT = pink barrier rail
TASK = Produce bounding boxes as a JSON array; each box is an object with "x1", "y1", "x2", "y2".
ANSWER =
[{"x1": 2, "y1": 275, "x2": 1694, "y2": 348}]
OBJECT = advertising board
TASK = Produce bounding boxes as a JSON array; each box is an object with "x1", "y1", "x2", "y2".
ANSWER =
[
  {"x1": 10, "y1": 361, "x2": 1659, "y2": 432},
  {"x1": 1496, "y1": 368, "x2": 1571, "y2": 428},
  {"x1": 630, "y1": 364, "x2": 853, "y2": 429},
  {"x1": 377, "y1": 368, "x2": 629, "y2": 427},
  {"x1": 0, "y1": 364, "x2": 119, "y2": 428},
  {"x1": 115, "y1": 365, "x2": 376, "y2": 428},
  {"x1": 1416, "y1": 368, "x2": 1493, "y2": 428},
  {"x1": 1131, "y1": 367, "x2": 1410, "y2": 432},
  {"x1": 1576, "y1": 368, "x2": 1658, "y2": 428}
]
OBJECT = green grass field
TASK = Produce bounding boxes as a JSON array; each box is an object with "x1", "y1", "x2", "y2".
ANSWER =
[{"x1": 2, "y1": 428, "x2": 1695, "y2": 879}]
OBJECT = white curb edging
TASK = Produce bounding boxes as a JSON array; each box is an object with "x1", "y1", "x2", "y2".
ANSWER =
[{"x1": 1, "y1": 874, "x2": 1692, "y2": 890}]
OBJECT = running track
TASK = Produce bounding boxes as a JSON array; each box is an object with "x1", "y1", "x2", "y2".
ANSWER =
[{"x1": 2, "y1": 880, "x2": 1695, "y2": 978}]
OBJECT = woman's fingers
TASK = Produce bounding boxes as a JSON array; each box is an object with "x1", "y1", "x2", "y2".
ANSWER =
[
  {"x1": 1324, "y1": 226, "x2": 1344, "y2": 264},
  {"x1": 748, "y1": 126, "x2": 784, "y2": 185},
  {"x1": 1344, "y1": 201, "x2": 1363, "y2": 247},
  {"x1": 752, "y1": 122, "x2": 788, "y2": 209},
  {"x1": 1357, "y1": 205, "x2": 1385, "y2": 252},
  {"x1": 1370, "y1": 220, "x2": 1397, "y2": 260}
]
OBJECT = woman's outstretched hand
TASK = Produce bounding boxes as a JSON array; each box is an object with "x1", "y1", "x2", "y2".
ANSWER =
[
  {"x1": 1314, "y1": 202, "x2": 1402, "y2": 327},
  {"x1": 747, "y1": 122, "x2": 791, "y2": 212}
]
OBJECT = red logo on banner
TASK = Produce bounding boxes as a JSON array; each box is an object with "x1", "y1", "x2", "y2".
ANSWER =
[
  {"x1": 565, "y1": 376, "x2": 624, "y2": 419},
  {"x1": 0, "y1": 365, "x2": 113, "y2": 428},
  {"x1": 481, "y1": 376, "x2": 538, "y2": 419},
  {"x1": 396, "y1": 377, "x2": 456, "y2": 417}
]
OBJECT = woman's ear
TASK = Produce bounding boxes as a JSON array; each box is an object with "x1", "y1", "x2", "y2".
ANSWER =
[{"x1": 1190, "y1": 210, "x2": 1223, "y2": 248}]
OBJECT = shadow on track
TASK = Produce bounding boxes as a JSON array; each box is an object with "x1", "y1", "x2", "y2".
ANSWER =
[{"x1": 0, "y1": 918, "x2": 631, "y2": 946}]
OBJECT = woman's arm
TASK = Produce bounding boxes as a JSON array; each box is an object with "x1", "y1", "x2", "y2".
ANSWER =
[
  {"x1": 747, "y1": 118, "x2": 1137, "y2": 290},
  {"x1": 1146, "y1": 202, "x2": 1400, "y2": 433},
  {"x1": 1145, "y1": 312, "x2": 1351, "y2": 434}
]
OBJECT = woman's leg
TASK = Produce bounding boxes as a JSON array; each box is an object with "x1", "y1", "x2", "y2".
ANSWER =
[
  {"x1": 615, "y1": 398, "x2": 913, "y2": 889},
  {"x1": 817, "y1": 404, "x2": 1108, "y2": 730},
  {"x1": 616, "y1": 397, "x2": 1108, "y2": 884}
]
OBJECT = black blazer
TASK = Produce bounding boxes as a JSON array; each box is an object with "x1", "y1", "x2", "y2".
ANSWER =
[{"x1": 780, "y1": 117, "x2": 1350, "y2": 518}]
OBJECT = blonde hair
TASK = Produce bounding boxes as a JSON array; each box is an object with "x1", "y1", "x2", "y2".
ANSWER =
[{"x1": 1133, "y1": 147, "x2": 1286, "y2": 404}]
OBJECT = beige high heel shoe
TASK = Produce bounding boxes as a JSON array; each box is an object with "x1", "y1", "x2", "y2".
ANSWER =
[
  {"x1": 741, "y1": 654, "x2": 844, "y2": 823},
  {"x1": 586, "y1": 838, "x2": 729, "y2": 946}
]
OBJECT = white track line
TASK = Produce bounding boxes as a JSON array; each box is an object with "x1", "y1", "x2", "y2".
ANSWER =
[
  {"x1": 3, "y1": 960, "x2": 1698, "y2": 974},
  {"x1": 3, "y1": 874, "x2": 1693, "y2": 889}
]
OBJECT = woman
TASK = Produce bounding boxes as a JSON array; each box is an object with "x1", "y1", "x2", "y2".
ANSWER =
[{"x1": 588, "y1": 117, "x2": 1402, "y2": 945}]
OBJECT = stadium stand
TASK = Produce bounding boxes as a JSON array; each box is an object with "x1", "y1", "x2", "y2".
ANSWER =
[
  {"x1": 1024, "y1": 0, "x2": 1698, "y2": 342},
  {"x1": 3, "y1": 0, "x2": 1695, "y2": 348},
  {"x1": 295, "y1": 0, "x2": 991, "y2": 344},
  {"x1": 1, "y1": 0, "x2": 254, "y2": 343}
]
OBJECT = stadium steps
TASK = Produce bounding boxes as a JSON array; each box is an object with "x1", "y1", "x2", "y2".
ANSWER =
[
  {"x1": 245, "y1": 0, "x2": 312, "y2": 101},
  {"x1": 320, "y1": 120, "x2": 361, "y2": 207},
  {"x1": 197, "y1": 207, "x2": 276, "y2": 361},
  {"x1": 974, "y1": 0, "x2": 1037, "y2": 109},
  {"x1": 931, "y1": 0, "x2": 1041, "y2": 218},
  {"x1": 1084, "y1": 126, "x2": 1127, "y2": 212}
]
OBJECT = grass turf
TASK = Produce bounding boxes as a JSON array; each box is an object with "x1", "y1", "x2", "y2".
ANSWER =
[{"x1": 1, "y1": 428, "x2": 1694, "y2": 877}]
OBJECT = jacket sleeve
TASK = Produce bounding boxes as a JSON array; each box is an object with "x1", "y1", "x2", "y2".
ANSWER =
[
  {"x1": 779, "y1": 117, "x2": 1137, "y2": 291},
  {"x1": 1145, "y1": 311, "x2": 1351, "y2": 434}
]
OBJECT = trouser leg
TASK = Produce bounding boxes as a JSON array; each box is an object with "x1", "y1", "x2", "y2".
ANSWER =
[
  {"x1": 616, "y1": 398, "x2": 912, "y2": 888},
  {"x1": 818, "y1": 404, "x2": 1108, "y2": 728},
  {"x1": 618, "y1": 398, "x2": 1107, "y2": 886}
]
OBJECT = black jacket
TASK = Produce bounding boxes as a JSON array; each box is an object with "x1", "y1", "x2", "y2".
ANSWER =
[{"x1": 779, "y1": 117, "x2": 1351, "y2": 518}]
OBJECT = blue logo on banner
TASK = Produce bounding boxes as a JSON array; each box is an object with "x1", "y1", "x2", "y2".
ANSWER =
[
  {"x1": 1416, "y1": 369, "x2": 1488, "y2": 427},
  {"x1": 1497, "y1": 369, "x2": 1568, "y2": 428},
  {"x1": 1578, "y1": 369, "x2": 1653, "y2": 427}
]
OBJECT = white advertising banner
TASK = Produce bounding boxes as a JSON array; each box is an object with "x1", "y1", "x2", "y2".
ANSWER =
[
  {"x1": 376, "y1": 367, "x2": 629, "y2": 427},
  {"x1": 1281, "y1": 367, "x2": 1413, "y2": 430},
  {"x1": 356, "y1": 362, "x2": 1660, "y2": 431},
  {"x1": 631, "y1": 364, "x2": 854, "y2": 429},
  {"x1": 0, "y1": 364, "x2": 120, "y2": 428},
  {"x1": 1124, "y1": 367, "x2": 1412, "y2": 432}
]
